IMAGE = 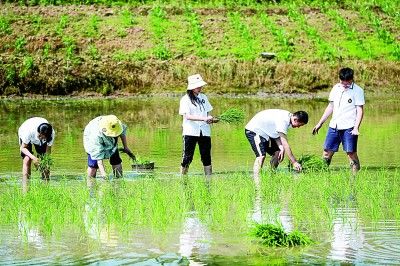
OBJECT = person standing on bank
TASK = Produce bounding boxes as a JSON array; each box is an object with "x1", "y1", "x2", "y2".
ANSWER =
[
  {"x1": 312, "y1": 67, "x2": 365, "y2": 174},
  {"x1": 83, "y1": 115, "x2": 133, "y2": 182},
  {"x1": 179, "y1": 74, "x2": 218, "y2": 178},
  {"x1": 18, "y1": 117, "x2": 55, "y2": 181},
  {"x1": 245, "y1": 110, "x2": 309, "y2": 181}
]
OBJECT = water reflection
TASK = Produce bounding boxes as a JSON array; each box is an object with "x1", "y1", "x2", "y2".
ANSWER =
[
  {"x1": 328, "y1": 208, "x2": 365, "y2": 263},
  {"x1": 179, "y1": 177, "x2": 211, "y2": 265},
  {"x1": 18, "y1": 211, "x2": 44, "y2": 249}
]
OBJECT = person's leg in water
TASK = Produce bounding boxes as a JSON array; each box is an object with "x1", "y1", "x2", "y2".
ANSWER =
[{"x1": 181, "y1": 135, "x2": 197, "y2": 176}]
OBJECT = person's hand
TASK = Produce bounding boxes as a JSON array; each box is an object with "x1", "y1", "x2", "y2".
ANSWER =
[
  {"x1": 123, "y1": 147, "x2": 136, "y2": 161},
  {"x1": 278, "y1": 147, "x2": 285, "y2": 162},
  {"x1": 292, "y1": 161, "x2": 302, "y2": 172},
  {"x1": 33, "y1": 157, "x2": 40, "y2": 166},
  {"x1": 205, "y1": 115, "x2": 214, "y2": 124},
  {"x1": 211, "y1": 117, "x2": 220, "y2": 123},
  {"x1": 351, "y1": 128, "x2": 360, "y2": 135},
  {"x1": 312, "y1": 123, "x2": 322, "y2": 135}
]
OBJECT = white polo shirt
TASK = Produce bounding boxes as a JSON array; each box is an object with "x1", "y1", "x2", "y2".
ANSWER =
[
  {"x1": 179, "y1": 93, "x2": 213, "y2": 137},
  {"x1": 245, "y1": 109, "x2": 292, "y2": 140},
  {"x1": 18, "y1": 117, "x2": 55, "y2": 146},
  {"x1": 328, "y1": 82, "x2": 365, "y2": 130}
]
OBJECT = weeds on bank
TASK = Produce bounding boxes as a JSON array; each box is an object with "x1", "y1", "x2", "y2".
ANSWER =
[
  {"x1": 323, "y1": 7, "x2": 374, "y2": 59},
  {"x1": 0, "y1": 15, "x2": 12, "y2": 36},
  {"x1": 287, "y1": 4, "x2": 337, "y2": 62},
  {"x1": 259, "y1": 12, "x2": 293, "y2": 61},
  {"x1": 149, "y1": 5, "x2": 171, "y2": 60},
  {"x1": 360, "y1": 7, "x2": 400, "y2": 60},
  {"x1": 227, "y1": 12, "x2": 260, "y2": 60},
  {"x1": 184, "y1": 7, "x2": 207, "y2": 57}
]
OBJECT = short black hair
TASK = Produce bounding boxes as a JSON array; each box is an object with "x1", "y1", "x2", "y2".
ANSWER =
[
  {"x1": 37, "y1": 123, "x2": 53, "y2": 142},
  {"x1": 293, "y1": 111, "x2": 308, "y2": 124},
  {"x1": 339, "y1": 67, "x2": 354, "y2": 81}
]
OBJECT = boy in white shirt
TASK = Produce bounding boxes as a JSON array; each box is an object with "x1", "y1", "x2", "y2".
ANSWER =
[
  {"x1": 179, "y1": 74, "x2": 218, "y2": 177},
  {"x1": 312, "y1": 67, "x2": 365, "y2": 174},
  {"x1": 18, "y1": 117, "x2": 55, "y2": 181},
  {"x1": 245, "y1": 109, "x2": 308, "y2": 181}
]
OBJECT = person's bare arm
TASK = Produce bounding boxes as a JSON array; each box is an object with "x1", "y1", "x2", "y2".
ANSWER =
[
  {"x1": 279, "y1": 132, "x2": 301, "y2": 171},
  {"x1": 351, "y1": 105, "x2": 364, "y2": 135},
  {"x1": 20, "y1": 143, "x2": 39, "y2": 164},
  {"x1": 312, "y1": 102, "x2": 334, "y2": 135}
]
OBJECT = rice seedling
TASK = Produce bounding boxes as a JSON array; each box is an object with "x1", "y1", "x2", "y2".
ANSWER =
[
  {"x1": 217, "y1": 108, "x2": 245, "y2": 124},
  {"x1": 288, "y1": 154, "x2": 328, "y2": 172},
  {"x1": 36, "y1": 154, "x2": 53, "y2": 174},
  {"x1": 252, "y1": 223, "x2": 313, "y2": 247}
]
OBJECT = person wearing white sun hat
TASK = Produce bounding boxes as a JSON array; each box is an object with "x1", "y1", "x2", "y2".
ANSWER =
[
  {"x1": 83, "y1": 115, "x2": 133, "y2": 182},
  {"x1": 179, "y1": 74, "x2": 218, "y2": 178}
]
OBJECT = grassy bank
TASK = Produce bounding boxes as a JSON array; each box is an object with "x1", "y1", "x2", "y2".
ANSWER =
[{"x1": 0, "y1": 1, "x2": 399, "y2": 95}]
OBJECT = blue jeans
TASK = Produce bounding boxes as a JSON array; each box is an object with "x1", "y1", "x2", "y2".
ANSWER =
[{"x1": 324, "y1": 127, "x2": 358, "y2": 153}]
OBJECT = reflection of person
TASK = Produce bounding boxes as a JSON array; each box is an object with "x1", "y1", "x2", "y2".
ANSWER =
[
  {"x1": 179, "y1": 74, "x2": 218, "y2": 177},
  {"x1": 83, "y1": 115, "x2": 133, "y2": 181},
  {"x1": 245, "y1": 109, "x2": 308, "y2": 180},
  {"x1": 18, "y1": 117, "x2": 55, "y2": 181},
  {"x1": 312, "y1": 68, "x2": 365, "y2": 174}
]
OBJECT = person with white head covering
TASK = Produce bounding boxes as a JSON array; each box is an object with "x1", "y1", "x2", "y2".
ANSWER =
[
  {"x1": 18, "y1": 117, "x2": 55, "y2": 182},
  {"x1": 179, "y1": 74, "x2": 218, "y2": 177},
  {"x1": 83, "y1": 115, "x2": 133, "y2": 182}
]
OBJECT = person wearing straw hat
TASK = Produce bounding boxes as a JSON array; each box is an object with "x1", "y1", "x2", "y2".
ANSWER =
[
  {"x1": 179, "y1": 74, "x2": 218, "y2": 178},
  {"x1": 18, "y1": 117, "x2": 55, "y2": 182},
  {"x1": 83, "y1": 115, "x2": 133, "y2": 181}
]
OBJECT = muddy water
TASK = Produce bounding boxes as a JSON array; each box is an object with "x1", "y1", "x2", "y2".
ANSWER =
[{"x1": 0, "y1": 95, "x2": 400, "y2": 265}]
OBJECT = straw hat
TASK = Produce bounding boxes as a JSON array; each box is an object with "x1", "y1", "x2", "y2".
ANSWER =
[
  {"x1": 99, "y1": 115, "x2": 123, "y2": 137},
  {"x1": 187, "y1": 74, "x2": 207, "y2": 90}
]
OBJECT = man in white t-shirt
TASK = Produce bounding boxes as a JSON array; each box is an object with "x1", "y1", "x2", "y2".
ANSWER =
[
  {"x1": 18, "y1": 117, "x2": 55, "y2": 181},
  {"x1": 179, "y1": 74, "x2": 218, "y2": 177},
  {"x1": 245, "y1": 109, "x2": 309, "y2": 181},
  {"x1": 312, "y1": 67, "x2": 365, "y2": 174}
]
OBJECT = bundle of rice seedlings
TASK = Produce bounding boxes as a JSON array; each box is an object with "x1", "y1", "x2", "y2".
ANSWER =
[
  {"x1": 289, "y1": 154, "x2": 329, "y2": 172},
  {"x1": 217, "y1": 108, "x2": 245, "y2": 124},
  {"x1": 252, "y1": 223, "x2": 313, "y2": 247},
  {"x1": 36, "y1": 154, "x2": 53, "y2": 173}
]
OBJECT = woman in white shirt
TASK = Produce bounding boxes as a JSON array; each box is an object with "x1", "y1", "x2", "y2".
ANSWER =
[
  {"x1": 18, "y1": 117, "x2": 55, "y2": 181},
  {"x1": 179, "y1": 74, "x2": 218, "y2": 177}
]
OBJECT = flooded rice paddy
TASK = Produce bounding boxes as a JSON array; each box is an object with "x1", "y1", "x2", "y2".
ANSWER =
[{"x1": 0, "y1": 95, "x2": 400, "y2": 265}]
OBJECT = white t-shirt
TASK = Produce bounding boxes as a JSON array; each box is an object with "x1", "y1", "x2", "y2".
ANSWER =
[
  {"x1": 245, "y1": 109, "x2": 292, "y2": 140},
  {"x1": 179, "y1": 93, "x2": 213, "y2": 137},
  {"x1": 328, "y1": 82, "x2": 365, "y2": 130},
  {"x1": 18, "y1": 117, "x2": 55, "y2": 146}
]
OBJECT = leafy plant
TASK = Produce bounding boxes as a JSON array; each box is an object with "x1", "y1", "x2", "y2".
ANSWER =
[
  {"x1": 37, "y1": 154, "x2": 53, "y2": 174},
  {"x1": 217, "y1": 108, "x2": 245, "y2": 124},
  {"x1": 0, "y1": 16, "x2": 12, "y2": 36},
  {"x1": 289, "y1": 154, "x2": 328, "y2": 172},
  {"x1": 252, "y1": 223, "x2": 313, "y2": 247}
]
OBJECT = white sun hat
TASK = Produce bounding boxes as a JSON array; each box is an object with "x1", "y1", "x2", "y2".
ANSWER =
[{"x1": 187, "y1": 74, "x2": 207, "y2": 90}]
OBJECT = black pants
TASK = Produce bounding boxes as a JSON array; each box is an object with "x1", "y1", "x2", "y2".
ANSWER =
[
  {"x1": 20, "y1": 139, "x2": 46, "y2": 158},
  {"x1": 181, "y1": 134, "x2": 211, "y2": 167}
]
